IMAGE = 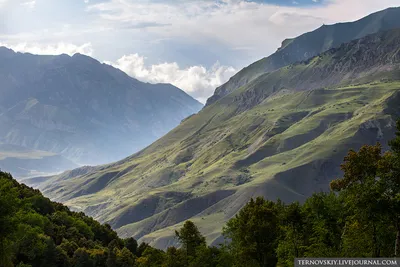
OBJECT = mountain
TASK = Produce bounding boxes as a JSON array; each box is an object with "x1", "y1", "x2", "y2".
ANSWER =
[
  {"x1": 30, "y1": 27, "x2": 400, "y2": 249},
  {"x1": 0, "y1": 48, "x2": 203, "y2": 176},
  {"x1": 0, "y1": 143, "x2": 78, "y2": 179},
  {"x1": 206, "y1": 6, "x2": 400, "y2": 105}
]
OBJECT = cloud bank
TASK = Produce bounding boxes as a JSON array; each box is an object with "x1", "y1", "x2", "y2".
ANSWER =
[
  {"x1": 106, "y1": 54, "x2": 237, "y2": 103},
  {"x1": 1, "y1": 0, "x2": 399, "y2": 102},
  {"x1": 0, "y1": 41, "x2": 236, "y2": 103},
  {"x1": 0, "y1": 42, "x2": 94, "y2": 56}
]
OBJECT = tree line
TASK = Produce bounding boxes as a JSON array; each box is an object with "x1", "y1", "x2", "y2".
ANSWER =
[{"x1": 1, "y1": 120, "x2": 400, "y2": 267}]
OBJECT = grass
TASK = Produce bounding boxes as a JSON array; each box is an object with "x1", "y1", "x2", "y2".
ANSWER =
[
  {"x1": 34, "y1": 29, "x2": 400, "y2": 248},
  {"x1": 37, "y1": 81, "x2": 400, "y2": 248}
]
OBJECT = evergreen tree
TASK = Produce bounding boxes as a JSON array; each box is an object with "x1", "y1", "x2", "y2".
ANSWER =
[
  {"x1": 175, "y1": 220, "x2": 206, "y2": 259},
  {"x1": 223, "y1": 197, "x2": 280, "y2": 267}
]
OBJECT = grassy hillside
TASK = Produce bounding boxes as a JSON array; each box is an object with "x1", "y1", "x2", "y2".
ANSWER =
[
  {"x1": 206, "y1": 6, "x2": 400, "y2": 105},
  {"x1": 31, "y1": 29, "x2": 400, "y2": 249}
]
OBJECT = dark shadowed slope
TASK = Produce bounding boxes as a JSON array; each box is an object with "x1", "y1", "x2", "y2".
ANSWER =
[{"x1": 206, "y1": 6, "x2": 400, "y2": 105}]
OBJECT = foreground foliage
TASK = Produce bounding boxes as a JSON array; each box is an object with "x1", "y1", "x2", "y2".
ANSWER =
[
  {"x1": 2, "y1": 121, "x2": 400, "y2": 267},
  {"x1": 0, "y1": 172, "x2": 136, "y2": 267}
]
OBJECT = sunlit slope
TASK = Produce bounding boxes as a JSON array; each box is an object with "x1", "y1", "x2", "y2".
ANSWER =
[
  {"x1": 117, "y1": 83, "x2": 400, "y2": 248},
  {"x1": 35, "y1": 29, "x2": 400, "y2": 249}
]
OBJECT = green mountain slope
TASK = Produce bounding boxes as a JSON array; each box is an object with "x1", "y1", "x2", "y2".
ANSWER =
[
  {"x1": 206, "y1": 6, "x2": 400, "y2": 105},
  {"x1": 32, "y1": 29, "x2": 400, "y2": 249}
]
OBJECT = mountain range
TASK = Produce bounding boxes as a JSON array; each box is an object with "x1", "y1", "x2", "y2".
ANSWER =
[
  {"x1": 206, "y1": 6, "x2": 400, "y2": 105},
  {"x1": 0, "y1": 49, "x2": 203, "y2": 177},
  {"x1": 25, "y1": 6, "x2": 400, "y2": 250}
]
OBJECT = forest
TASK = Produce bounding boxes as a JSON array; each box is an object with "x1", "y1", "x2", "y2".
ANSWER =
[{"x1": 1, "y1": 120, "x2": 400, "y2": 267}]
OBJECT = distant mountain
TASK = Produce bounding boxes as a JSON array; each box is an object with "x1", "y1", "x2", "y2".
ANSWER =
[
  {"x1": 206, "y1": 6, "x2": 400, "y2": 105},
  {"x1": 0, "y1": 143, "x2": 78, "y2": 179},
  {"x1": 0, "y1": 48, "x2": 203, "y2": 173},
  {"x1": 32, "y1": 28, "x2": 400, "y2": 249}
]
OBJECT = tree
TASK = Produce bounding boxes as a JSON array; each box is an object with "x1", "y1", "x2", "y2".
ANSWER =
[
  {"x1": 330, "y1": 144, "x2": 392, "y2": 257},
  {"x1": 189, "y1": 246, "x2": 229, "y2": 267},
  {"x1": 73, "y1": 248, "x2": 93, "y2": 267},
  {"x1": 277, "y1": 201, "x2": 306, "y2": 266},
  {"x1": 0, "y1": 174, "x2": 19, "y2": 267},
  {"x1": 163, "y1": 247, "x2": 186, "y2": 267},
  {"x1": 137, "y1": 246, "x2": 166, "y2": 267},
  {"x1": 136, "y1": 242, "x2": 150, "y2": 258},
  {"x1": 54, "y1": 246, "x2": 71, "y2": 267},
  {"x1": 385, "y1": 120, "x2": 400, "y2": 256},
  {"x1": 0, "y1": 171, "x2": 129, "y2": 267},
  {"x1": 124, "y1": 237, "x2": 138, "y2": 256},
  {"x1": 175, "y1": 220, "x2": 206, "y2": 259},
  {"x1": 106, "y1": 245, "x2": 118, "y2": 267},
  {"x1": 89, "y1": 249, "x2": 107, "y2": 267},
  {"x1": 117, "y1": 247, "x2": 135, "y2": 267},
  {"x1": 59, "y1": 239, "x2": 79, "y2": 258},
  {"x1": 301, "y1": 193, "x2": 344, "y2": 257},
  {"x1": 223, "y1": 197, "x2": 280, "y2": 267}
]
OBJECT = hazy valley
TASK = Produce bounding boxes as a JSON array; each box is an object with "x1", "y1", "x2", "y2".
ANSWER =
[{"x1": 0, "y1": 49, "x2": 202, "y2": 178}]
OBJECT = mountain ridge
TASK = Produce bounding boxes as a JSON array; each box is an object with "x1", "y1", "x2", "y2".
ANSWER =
[
  {"x1": 206, "y1": 6, "x2": 400, "y2": 106},
  {"x1": 30, "y1": 27, "x2": 400, "y2": 249},
  {"x1": 0, "y1": 47, "x2": 203, "y2": 176}
]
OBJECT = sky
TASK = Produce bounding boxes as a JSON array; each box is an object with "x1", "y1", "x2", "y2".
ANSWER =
[{"x1": 0, "y1": 0, "x2": 399, "y2": 103}]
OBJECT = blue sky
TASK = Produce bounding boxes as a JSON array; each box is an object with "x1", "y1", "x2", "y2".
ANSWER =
[{"x1": 0, "y1": 0, "x2": 398, "y2": 103}]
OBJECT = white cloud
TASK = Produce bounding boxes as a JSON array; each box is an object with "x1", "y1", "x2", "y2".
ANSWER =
[
  {"x1": 83, "y1": 0, "x2": 400, "y2": 101},
  {"x1": 0, "y1": 42, "x2": 94, "y2": 56},
  {"x1": 21, "y1": 0, "x2": 35, "y2": 9},
  {"x1": 0, "y1": 0, "x2": 36, "y2": 9},
  {"x1": 106, "y1": 54, "x2": 237, "y2": 103},
  {"x1": 1, "y1": 0, "x2": 399, "y2": 102},
  {"x1": 0, "y1": 41, "x2": 234, "y2": 103},
  {"x1": 87, "y1": 0, "x2": 400, "y2": 55}
]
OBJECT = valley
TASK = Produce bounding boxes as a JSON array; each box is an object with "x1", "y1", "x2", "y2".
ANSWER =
[
  {"x1": 31, "y1": 28, "x2": 400, "y2": 249},
  {"x1": 0, "y1": 49, "x2": 202, "y2": 178},
  {"x1": 1, "y1": 3, "x2": 400, "y2": 263}
]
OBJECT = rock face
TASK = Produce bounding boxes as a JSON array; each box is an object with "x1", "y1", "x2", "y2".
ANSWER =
[
  {"x1": 0, "y1": 48, "x2": 203, "y2": 168},
  {"x1": 206, "y1": 6, "x2": 400, "y2": 106},
  {"x1": 32, "y1": 28, "x2": 400, "y2": 250}
]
